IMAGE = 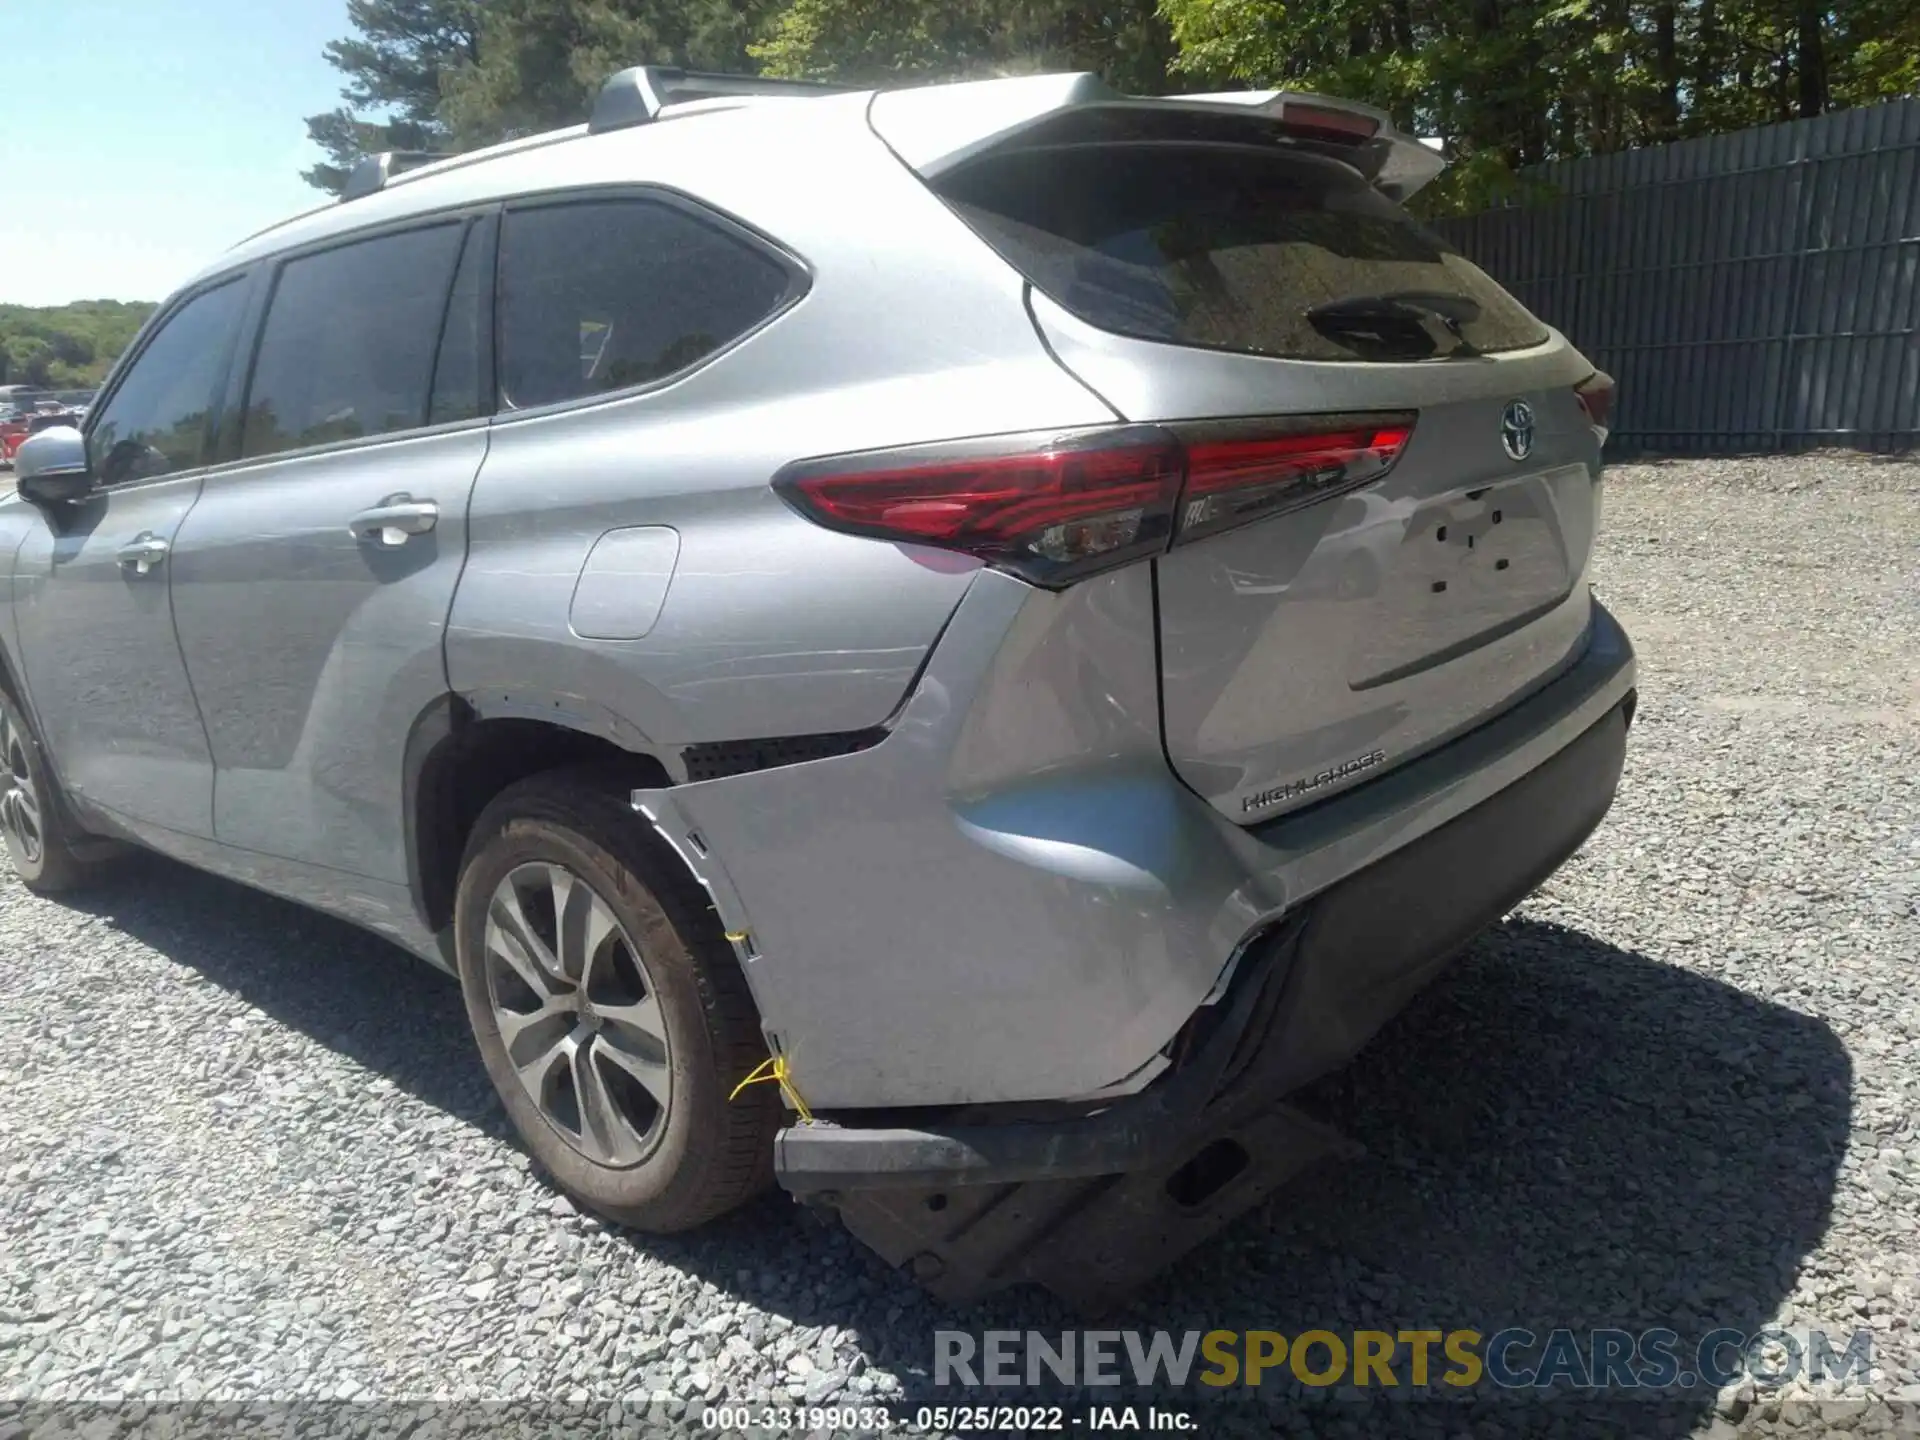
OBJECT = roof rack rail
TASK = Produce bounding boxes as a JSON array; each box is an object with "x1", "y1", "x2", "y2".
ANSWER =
[
  {"x1": 589, "y1": 66, "x2": 852, "y2": 135},
  {"x1": 340, "y1": 150, "x2": 458, "y2": 203}
]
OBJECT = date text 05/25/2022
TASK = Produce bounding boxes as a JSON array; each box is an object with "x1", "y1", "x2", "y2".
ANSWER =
[{"x1": 698, "y1": 1405, "x2": 1194, "y2": 1431}]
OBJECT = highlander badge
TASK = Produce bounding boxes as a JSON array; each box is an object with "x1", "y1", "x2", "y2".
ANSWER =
[{"x1": 1242, "y1": 749, "x2": 1389, "y2": 813}]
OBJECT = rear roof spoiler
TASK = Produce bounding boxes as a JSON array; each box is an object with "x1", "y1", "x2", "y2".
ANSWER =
[{"x1": 869, "y1": 73, "x2": 1447, "y2": 200}]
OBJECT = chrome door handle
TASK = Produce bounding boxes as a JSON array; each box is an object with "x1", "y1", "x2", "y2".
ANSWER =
[
  {"x1": 116, "y1": 533, "x2": 170, "y2": 576},
  {"x1": 348, "y1": 494, "x2": 439, "y2": 547}
]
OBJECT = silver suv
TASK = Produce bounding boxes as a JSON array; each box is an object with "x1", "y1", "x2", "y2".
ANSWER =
[{"x1": 2, "y1": 68, "x2": 1634, "y2": 1306}]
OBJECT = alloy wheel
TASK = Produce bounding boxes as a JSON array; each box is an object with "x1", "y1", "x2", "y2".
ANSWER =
[
  {"x1": 484, "y1": 862, "x2": 672, "y2": 1166},
  {"x1": 0, "y1": 706, "x2": 44, "y2": 868}
]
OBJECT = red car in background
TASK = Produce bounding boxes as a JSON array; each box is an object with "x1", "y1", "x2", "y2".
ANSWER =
[
  {"x1": 0, "y1": 414, "x2": 34, "y2": 469},
  {"x1": 1, "y1": 406, "x2": 82, "y2": 469}
]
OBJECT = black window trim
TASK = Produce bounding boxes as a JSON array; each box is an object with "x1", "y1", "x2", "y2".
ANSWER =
[
  {"x1": 425, "y1": 212, "x2": 500, "y2": 429},
  {"x1": 488, "y1": 183, "x2": 812, "y2": 427},
  {"x1": 215, "y1": 208, "x2": 499, "y2": 473},
  {"x1": 82, "y1": 267, "x2": 261, "y2": 491}
]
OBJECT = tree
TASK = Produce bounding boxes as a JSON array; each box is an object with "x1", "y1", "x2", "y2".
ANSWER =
[
  {"x1": 5, "y1": 336, "x2": 52, "y2": 388},
  {"x1": 1158, "y1": 0, "x2": 1914, "y2": 211},
  {"x1": 753, "y1": 0, "x2": 1173, "y2": 93},
  {"x1": 439, "y1": 0, "x2": 776, "y2": 147},
  {"x1": 1829, "y1": 0, "x2": 1919, "y2": 109},
  {"x1": 0, "y1": 302, "x2": 156, "y2": 388},
  {"x1": 302, "y1": 0, "x2": 485, "y2": 193},
  {"x1": 304, "y1": 0, "x2": 1916, "y2": 211}
]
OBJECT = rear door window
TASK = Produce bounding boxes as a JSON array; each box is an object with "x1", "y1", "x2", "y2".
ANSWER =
[
  {"x1": 495, "y1": 198, "x2": 794, "y2": 410},
  {"x1": 937, "y1": 143, "x2": 1548, "y2": 362},
  {"x1": 241, "y1": 223, "x2": 466, "y2": 459}
]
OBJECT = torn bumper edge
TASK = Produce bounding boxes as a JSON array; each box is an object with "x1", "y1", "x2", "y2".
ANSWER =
[{"x1": 630, "y1": 788, "x2": 768, "y2": 997}]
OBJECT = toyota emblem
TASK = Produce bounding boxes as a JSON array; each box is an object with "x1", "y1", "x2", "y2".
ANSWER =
[{"x1": 1500, "y1": 399, "x2": 1536, "y2": 462}]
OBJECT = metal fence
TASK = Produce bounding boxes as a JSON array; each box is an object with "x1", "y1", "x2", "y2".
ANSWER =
[{"x1": 1432, "y1": 98, "x2": 1920, "y2": 455}]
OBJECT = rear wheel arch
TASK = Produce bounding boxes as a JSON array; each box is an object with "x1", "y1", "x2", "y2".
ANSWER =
[{"x1": 404, "y1": 697, "x2": 676, "y2": 937}]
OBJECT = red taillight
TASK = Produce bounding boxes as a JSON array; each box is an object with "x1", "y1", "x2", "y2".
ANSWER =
[
  {"x1": 1175, "y1": 419, "x2": 1413, "y2": 543},
  {"x1": 1575, "y1": 371, "x2": 1614, "y2": 439},
  {"x1": 1278, "y1": 102, "x2": 1383, "y2": 143},
  {"x1": 774, "y1": 414, "x2": 1415, "y2": 588},
  {"x1": 775, "y1": 426, "x2": 1185, "y2": 586}
]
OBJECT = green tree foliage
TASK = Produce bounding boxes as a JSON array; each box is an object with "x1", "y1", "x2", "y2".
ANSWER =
[
  {"x1": 752, "y1": 0, "x2": 1173, "y2": 92},
  {"x1": 439, "y1": 0, "x2": 774, "y2": 147},
  {"x1": 1160, "y1": 0, "x2": 1920, "y2": 209},
  {"x1": 303, "y1": 0, "x2": 486, "y2": 193},
  {"x1": 305, "y1": 0, "x2": 1916, "y2": 210},
  {"x1": 304, "y1": 0, "x2": 775, "y2": 176},
  {"x1": 0, "y1": 302, "x2": 157, "y2": 389}
]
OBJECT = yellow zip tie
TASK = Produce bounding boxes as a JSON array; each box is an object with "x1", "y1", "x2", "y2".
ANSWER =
[
  {"x1": 730, "y1": 1054, "x2": 814, "y2": 1124},
  {"x1": 723, "y1": 931, "x2": 748, "y2": 943}
]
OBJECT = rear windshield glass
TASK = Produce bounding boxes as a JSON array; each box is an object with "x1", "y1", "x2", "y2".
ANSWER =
[{"x1": 936, "y1": 143, "x2": 1548, "y2": 362}]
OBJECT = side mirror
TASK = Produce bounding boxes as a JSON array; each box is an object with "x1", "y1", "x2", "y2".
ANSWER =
[{"x1": 15, "y1": 426, "x2": 92, "y2": 506}]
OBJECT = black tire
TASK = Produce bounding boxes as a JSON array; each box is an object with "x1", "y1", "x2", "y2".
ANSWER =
[
  {"x1": 453, "y1": 764, "x2": 779, "y2": 1231},
  {"x1": 0, "y1": 686, "x2": 100, "y2": 895}
]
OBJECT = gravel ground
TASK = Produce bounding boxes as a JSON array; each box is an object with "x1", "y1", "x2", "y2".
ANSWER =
[{"x1": 2, "y1": 453, "x2": 1917, "y2": 1438}]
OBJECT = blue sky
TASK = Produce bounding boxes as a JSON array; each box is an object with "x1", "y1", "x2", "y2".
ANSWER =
[{"x1": 1, "y1": 0, "x2": 352, "y2": 306}]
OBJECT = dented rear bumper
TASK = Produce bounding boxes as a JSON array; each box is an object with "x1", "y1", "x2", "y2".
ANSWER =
[{"x1": 775, "y1": 690, "x2": 1632, "y2": 1307}]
